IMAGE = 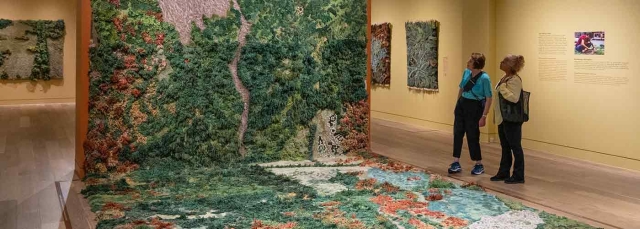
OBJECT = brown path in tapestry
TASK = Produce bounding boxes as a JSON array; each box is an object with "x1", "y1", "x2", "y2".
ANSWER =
[
  {"x1": 228, "y1": 0, "x2": 251, "y2": 156},
  {"x1": 157, "y1": 0, "x2": 252, "y2": 156},
  {"x1": 370, "y1": 118, "x2": 640, "y2": 229}
]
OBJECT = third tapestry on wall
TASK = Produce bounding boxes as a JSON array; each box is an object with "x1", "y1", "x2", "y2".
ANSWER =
[
  {"x1": 0, "y1": 19, "x2": 65, "y2": 81},
  {"x1": 405, "y1": 20, "x2": 439, "y2": 91},
  {"x1": 371, "y1": 22, "x2": 391, "y2": 86}
]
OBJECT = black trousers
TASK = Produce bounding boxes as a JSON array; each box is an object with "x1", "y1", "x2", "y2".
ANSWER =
[
  {"x1": 453, "y1": 98, "x2": 483, "y2": 161},
  {"x1": 497, "y1": 121, "x2": 525, "y2": 180}
]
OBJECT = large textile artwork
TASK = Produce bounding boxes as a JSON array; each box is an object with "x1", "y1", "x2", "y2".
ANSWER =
[
  {"x1": 371, "y1": 22, "x2": 391, "y2": 85},
  {"x1": 0, "y1": 19, "x2": 65, "y2": 81},
  {"x1": 84, "y1": 0, "x2": 369, "y2": 173},
  {"x1": 405, "y1": 20, "x2": 439, "y2": 91}
]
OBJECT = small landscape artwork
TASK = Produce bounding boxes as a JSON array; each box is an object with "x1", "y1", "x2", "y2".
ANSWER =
[{"x1": 0, "y1": 19, "x2": 65, "y2": 81}]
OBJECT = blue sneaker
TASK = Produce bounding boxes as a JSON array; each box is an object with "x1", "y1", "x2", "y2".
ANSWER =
[
  {"x1": 448, "y1": 162, "x2": 462, "y2": 174},
  {"x1": 471, "y1": 164, "x2": 485, "y2": 175}
]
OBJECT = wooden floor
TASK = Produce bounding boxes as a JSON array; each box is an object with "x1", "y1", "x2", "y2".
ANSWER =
[
  {"x1": 371, "y1": 118, "x2": 640, "y2": 229},
  {"x1": 3, "y1": 104, "x2": 640, "y2": 229},
  {"x1": 0, "y1": 103, "x2": 94, "y2": 229}
]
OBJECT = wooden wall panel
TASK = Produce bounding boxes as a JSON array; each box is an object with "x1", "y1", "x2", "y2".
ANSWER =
[{"x1": 75, "y1": 0, "x2": 90, "y2": 178}]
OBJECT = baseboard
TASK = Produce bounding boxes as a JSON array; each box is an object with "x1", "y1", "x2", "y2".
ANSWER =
[
  {"x1": 0, "y1": 97, "x2": 75, "y2": 105},
  {"x1": 372, "y1": 111, "x2": 494, "y2": 143},
  {"x1": 372, "y1": 110, "x2": 453, "y2": 132},
  {"x1": 371, "y1": 116, "x2": 640, "y2": 172},
  {"x1": 522, "y1": 138, "x2": 640, "y2": 173}
]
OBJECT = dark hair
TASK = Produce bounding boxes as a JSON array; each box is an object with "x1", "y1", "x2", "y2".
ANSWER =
[{"x1": 470, "y1": 53, "x2": 486, "y2": 69}]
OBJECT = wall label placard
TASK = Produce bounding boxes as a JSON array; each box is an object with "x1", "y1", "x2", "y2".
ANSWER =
[
  {"x1": 538, "y1": 33, "x2": 567, "y2": 55},
  {"x1": 538, "y1": 58, "x2": 568, "y2": 82},
  {"x1": 574, "y1": 59, "x2": 629, "y2": 86}
]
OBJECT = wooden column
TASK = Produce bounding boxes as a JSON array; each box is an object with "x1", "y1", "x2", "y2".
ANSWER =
[
  {"x1": 75, "y1": 0, "x2": 90, "y2": 179},
  {"x1": 367, "y1": 0, "x2": 372, "y2": 151}
]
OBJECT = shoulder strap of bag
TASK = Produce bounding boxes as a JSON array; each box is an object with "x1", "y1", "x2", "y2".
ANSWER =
[
  {"x1": 463, "y1": 71, "x2": 484, "y2": 92},
  {"x1": 471, "y1": 71, "x2": 483, "y2": 85},
  {"x1": 499, "y1": 75, "x2": 524, "y2": 94},
  {"x1": 469, "y1": 71, "x2": 485, "y2": 100},
  {"x1": 470, "y1": 88, "x2": 482, "y2": 101}
]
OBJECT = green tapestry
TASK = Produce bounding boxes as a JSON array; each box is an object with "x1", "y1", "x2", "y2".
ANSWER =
[
  {"x1": 371, "y1": 23, "x2": 391, "y2": 85},
  {"x1": 85, "y1": 0, "x2": 369, "y2": 173},
  {"x1": 405, "y1": 20, "x2": 439, "y2": 91},
  {"x1": 0, "y1": 19, "x2": 65, "y2": 81}
]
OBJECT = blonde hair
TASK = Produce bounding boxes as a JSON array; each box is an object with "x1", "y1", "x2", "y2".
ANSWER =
[{"x1": 506, "y1": 54, "x2": 525, "y2": 74}]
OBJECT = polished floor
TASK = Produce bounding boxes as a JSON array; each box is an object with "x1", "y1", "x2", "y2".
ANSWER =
[
  {"x1": 0, "y1": 103, "x2": 93, "y2": 229},
  {"x1": 2, "y1": 104, "x2": 639, "y2": 229},
  {"x1": 371, "y1": 118, "x2": 640, "y2": 229}
]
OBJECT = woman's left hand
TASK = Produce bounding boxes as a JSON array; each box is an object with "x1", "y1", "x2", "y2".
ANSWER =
[{"x1": 479, "y1": 116, "x2": 487, "y2": 127}]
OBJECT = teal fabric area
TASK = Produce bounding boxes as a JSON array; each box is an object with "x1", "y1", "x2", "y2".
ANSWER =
[
  {"x1": 459, "y1": 68, "x2": 493, "y2": 100},
  {"x1": 427, "y1": 188, "x2": 510, "y2": 222},
  {"x1": 367, "y1": 168, "x2": 430, "y2": 191}
]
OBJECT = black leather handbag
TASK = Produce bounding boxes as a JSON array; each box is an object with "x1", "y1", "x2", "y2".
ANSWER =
[{"x1": 499, "y1": 76, "x2": 530, "y2": 123}]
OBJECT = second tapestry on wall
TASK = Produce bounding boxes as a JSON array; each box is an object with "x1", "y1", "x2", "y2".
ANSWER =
[{"x1": 406, "y1": 20, "x2": 439, "y2": 91}]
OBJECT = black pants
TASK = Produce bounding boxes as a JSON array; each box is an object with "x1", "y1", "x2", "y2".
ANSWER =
[
  {"x1": 497, "y1": 121, "x2": 525, "y2": 180},
  {"x1": 453, "y1": 98, "x2": 483, "y2": 161}
]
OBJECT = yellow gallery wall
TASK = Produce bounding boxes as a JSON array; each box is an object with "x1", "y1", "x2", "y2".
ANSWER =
[
  {"x1": 371, "y1": 0, "x2": 498, "y2": 141},
  {"x1": 371, "y1": 0, "x2": 640, "y2": 171},
  {"x1": 0, "y1": 0, "x2": 77, "y2": 105},
  {"x1": 495, "y1": 0, "x2": 640, "y2": 170}
]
